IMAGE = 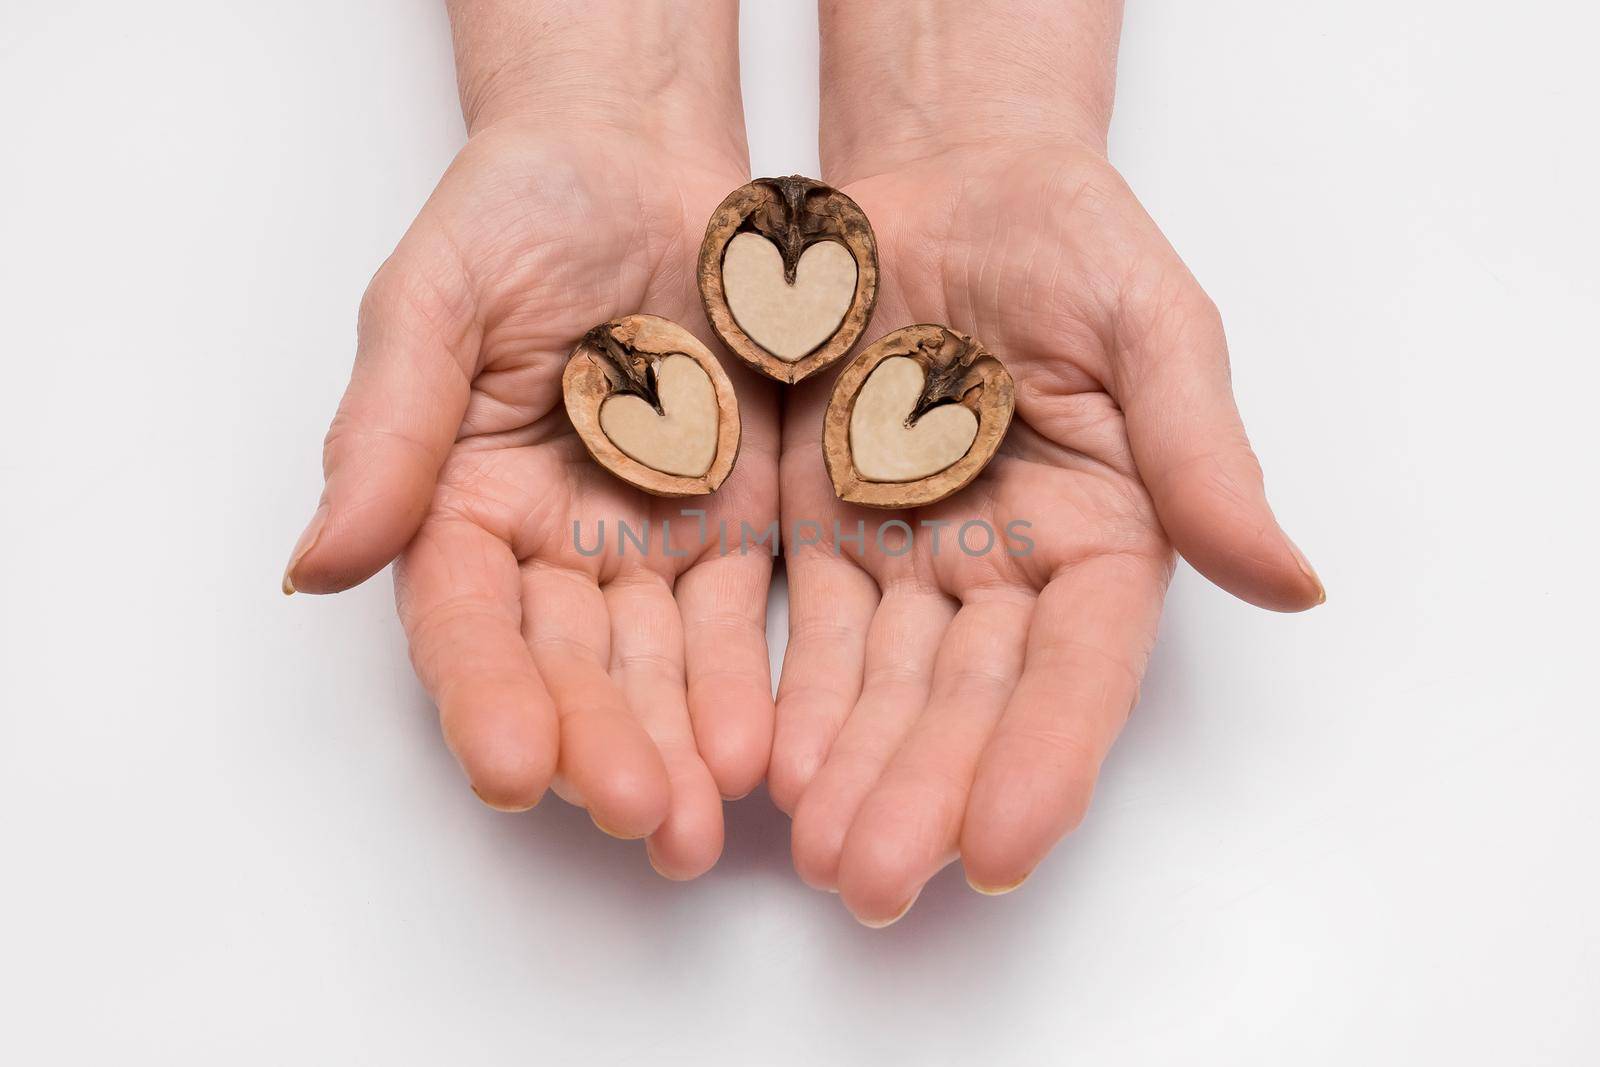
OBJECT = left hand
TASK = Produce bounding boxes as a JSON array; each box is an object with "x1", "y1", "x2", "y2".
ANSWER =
[{"x1": 772, "y1": 143, "x2": 1324, "y2": 925}]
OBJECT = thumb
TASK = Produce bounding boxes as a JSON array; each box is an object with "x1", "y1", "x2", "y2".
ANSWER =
[
  {"x1": 1115, "y1": 275, "x2": 1323, "y2": 612},
  {"x1": 283, "y1": 229, "x2": 478, "y2": 595}
]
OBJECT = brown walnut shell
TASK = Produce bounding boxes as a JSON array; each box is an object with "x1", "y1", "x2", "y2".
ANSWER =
[
  {"x1": 823, "y1": 324, "x2": 1015, "y2": 509},
  {"x1": 562, "y1": 315, "x2": 741, "y2": 497},
  {"x1": 697, "y1": 175, "x2": 879, "y2": 384}
]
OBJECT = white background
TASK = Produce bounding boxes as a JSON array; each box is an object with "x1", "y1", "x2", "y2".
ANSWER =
[{"x1": 3, "y1": 2, "x2": 1597, "y2": 1063}]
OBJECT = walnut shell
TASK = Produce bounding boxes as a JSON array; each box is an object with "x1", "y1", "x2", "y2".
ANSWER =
[
  {"x1": 824, "y1": 325, "x2": 1015, "y2": 509},
  {"x1": 698, "y1": 176, "x2": 878, "y2": 384},
  {"x1": 563, "y1": 315, "x2": 741, "y2": 497}
]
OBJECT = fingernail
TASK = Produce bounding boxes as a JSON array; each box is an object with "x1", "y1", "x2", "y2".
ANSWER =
[
  {"x1": 967, "y1": 870, "x2": 1032, "y2": 896},
  {"x1": 1284, "y1": 535, "x2": 1325, "y2": 606},
  {"x1": 471, "y1": 783, "x2": 537, "y2": 814},
  {"x1": 646, "y1": 847, "x2": 669, "y2": 879},
  {"x1": 590, "y1": 811, "x2": 648, "y2": 841},
  {"x1": 646, "y1": 846, "x2": 692, "y2": 882},
  {"x1": 856, "y1": 892, "x2": 919, "y2": 929},
  {"x1": 282, "y1": 502, "x2": 329, "y2": 596}
]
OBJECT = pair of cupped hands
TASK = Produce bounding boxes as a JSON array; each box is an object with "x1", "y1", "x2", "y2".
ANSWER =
[{"x1": 282, "y1": 78, "x2": 1322, "y2": 930}]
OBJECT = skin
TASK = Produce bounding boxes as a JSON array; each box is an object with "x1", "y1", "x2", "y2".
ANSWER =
[
  {"x1": 282, "y1": 0, "x2": 777, "y2": 878},
  {"x1": 769, "y1": 0, "x2": 1324, "y2": 924},
  {"x1": 284, "y1": 0, "x2": 1324, "y2": 907}
]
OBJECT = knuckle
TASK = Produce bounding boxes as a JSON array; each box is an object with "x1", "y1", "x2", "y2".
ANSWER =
[
  {"x1": 1009, "y1": 724, "x2": 1102, "y2": 775},
  {"x1": 357, "y1": 233, "x2": 476, "y2": 351},
  {"x1": 942, "y1": 661, "x2": 1015, "y2": 701}
]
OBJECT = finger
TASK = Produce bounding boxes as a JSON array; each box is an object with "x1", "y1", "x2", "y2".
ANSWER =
[
  {"x1": 769, "y1": 550, "x2": 879, "y2": 814},
  {"x1": 677, "y1": 552, "x2": 775, "y2": 801},
  {"x1": 394, "y1": 518, "x2": 557, "y2": 811},
  {"x1": 1114, "y1": 272, "x2": 1323, "y2": 612},
  {"x1": 959, "y1": 556, "x2": 1166, "y2": 892},
  {"x1": 836, "y1": 593, "x2": 1032, "y2": 926},
  {"x1": 522, "y1": 564, "x2": 671, "y2": 840},
  {"x1": 604, "y1": 573, "x2": 724, "y2": 880},
  {"x1": 789, "y1": 583, "x2": 955, "y2": 892},
  {"x1": 284, "y1": 221, "x2": 480, "y2": 595}
]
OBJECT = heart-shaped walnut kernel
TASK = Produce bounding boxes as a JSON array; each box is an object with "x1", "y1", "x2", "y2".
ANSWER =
[
  {"x1": 824, "y1": 324, "x2": 1014, "y2": 508},
  {"x1": 849, "y1": 357, "x2": 979, "y2": 481},
  {"x1": 599, "y1": 355, "x2": 718, "y2": 477},
  {"x1": 699, "y1": 176, "x2": 878, "y2": 383},
  {"x1": 721, "y1": 233, "x2": 857, "y2": 362},
  {"x1": 563, "y1": 315, "x2": 741, "y2": 497}
]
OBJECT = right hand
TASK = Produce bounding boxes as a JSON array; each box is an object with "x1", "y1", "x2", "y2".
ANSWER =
[{"x1": 283, "y1": 114, "x2": 778, "y2": 879}]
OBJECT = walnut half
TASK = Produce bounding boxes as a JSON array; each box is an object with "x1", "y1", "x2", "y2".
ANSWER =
[
  {"x1": 562, "y1": 315, "x2": 741, "y2": 497},
  {"x1": 823, "y1": 325, "x2": 1015, "y2": 508},
  {"x1": 698, "y1": 176, "x2": 879, "y2": 384}
]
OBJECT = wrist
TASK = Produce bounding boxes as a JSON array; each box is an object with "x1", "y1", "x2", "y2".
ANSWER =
[
  {"x1": 818, "y1": 0, "x2": 1120, "y2": 183},
  {"x1": 447, "y1": 0, "x2": 747, "y2": 167}
]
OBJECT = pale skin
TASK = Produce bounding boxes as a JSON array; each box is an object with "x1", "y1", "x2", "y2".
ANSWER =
[
  {"x1": 285, "y1": 0, "x2": 1322, "y2": 915},
  {"x1": 282, "y1": 0, "x2": 778, "y2": 878}
]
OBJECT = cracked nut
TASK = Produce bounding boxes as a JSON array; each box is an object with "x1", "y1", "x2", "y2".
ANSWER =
[
  {"x1": 563, "y1": 315, "x2": 741, "y2": 497},
  {"x1": 698, "y1": 175, "x2": 878, "y2": 383},
  {"x1": 823, "y1": 324, "x2": 1014, "y2": 508}
]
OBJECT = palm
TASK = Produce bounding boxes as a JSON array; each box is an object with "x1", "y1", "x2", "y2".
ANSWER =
[
  {"x1": 303, "y1": 125, "x2": 777, "y2": 878},
  {"x1": 774, "y1": 146, "x2": 1303, "y2": 923}
]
